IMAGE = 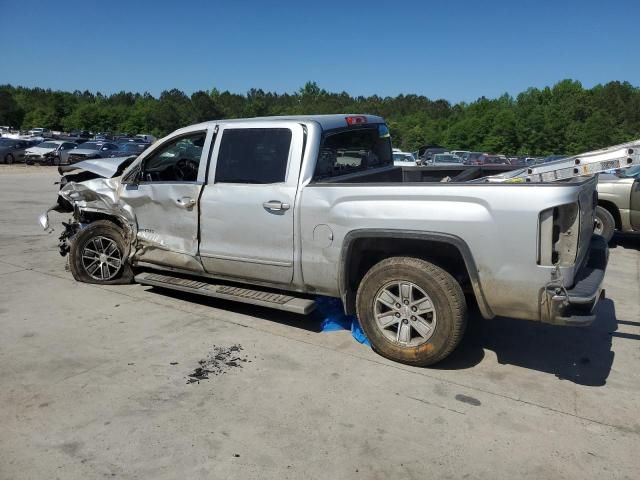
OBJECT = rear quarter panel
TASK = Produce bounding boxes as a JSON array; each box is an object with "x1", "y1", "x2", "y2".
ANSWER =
[{"x1": 299, "y1": 180, "x2": 596, "y2": 321}]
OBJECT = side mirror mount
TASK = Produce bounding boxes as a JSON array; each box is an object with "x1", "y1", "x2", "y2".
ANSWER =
[{"x1": 121, "y1": 166, "x2": 141, "y2": 186}]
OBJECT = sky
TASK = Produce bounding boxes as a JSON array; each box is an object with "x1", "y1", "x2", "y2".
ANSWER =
[{"x1": 1, "y1": 0, "x2": 639, "y2": 103}]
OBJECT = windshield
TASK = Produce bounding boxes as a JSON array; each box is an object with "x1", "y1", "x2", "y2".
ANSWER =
[
  {"x1": 37, "y1": 142, "x2": 59, "y2": 149},
  {"x1": 119, "y1": 144, "x2": 140, "y2": 152},
  {"x1": 314, "y1": 124, "x2": 392, "y2": 180},
  {"x1": 0, "y1": 139, "x2": 17, "y2": 146}
]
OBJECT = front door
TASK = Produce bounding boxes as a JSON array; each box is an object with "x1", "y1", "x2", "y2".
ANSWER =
[
  {"x1": 119, "y1": 128, "x2": 213, "y2": 270},
  {"x1": 198, "y1": 122, "x2": 304, "y2": 284}
]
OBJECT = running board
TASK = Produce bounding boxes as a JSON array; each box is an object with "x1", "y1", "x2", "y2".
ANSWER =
[{"x1": 135, "y1": 272, "x2": 316, "y2": 315}]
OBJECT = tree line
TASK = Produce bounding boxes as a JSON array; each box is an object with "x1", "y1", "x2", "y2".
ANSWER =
[{"x1": 1, "y1": 80, "x2": 639, "y2": 155}]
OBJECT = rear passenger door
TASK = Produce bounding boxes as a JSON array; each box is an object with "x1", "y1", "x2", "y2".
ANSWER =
[{"x1": 199, "y1": 122, "x2": 304, "y2": 285}]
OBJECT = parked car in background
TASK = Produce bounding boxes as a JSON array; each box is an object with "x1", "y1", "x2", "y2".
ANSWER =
[
  {"x1": 24, "y1": 140, "x2": 78, "y2": 165},
  {"x1": 0, "y1": 138, "x2": 29, "y2": 164},
  {"x1": 417, "y1": 145, "x2": 447, "y2": 165},
  {"x1": 392, "y1": 150, "x2": 417, "y2": 166},
  {"x1": 594, "y1": 165, "x2": 640, "y2": 241},
  {"x1": 66, "y1": 142, "x2": 121, "y2": 164},
  {"x1": 430, "y1": 153, "x2": 464, "y2": 166},
  {"x1": 135, "y1": 133, "x2": 157, "y2": 143},
  {"x1": 69, "y1": 130, "x2": 92, "y2": 139},
  {"x1": 93, "y1": 133, "x2": 114, "y2": 141},
  {"x1": 113, "y1": 142, "x2": 149, "y2": 157},
  {"x1": 28, "y1": 128, "x2": 52, "y2": 138},
  {"x1": 465, "y1": 152, "x2": 485, "y2": 165},
  {"x1": 450, "y1": 150, "x2": 470, "y2": 162},
  {"x1": 57, "y1": 134, "x2": 90, "y2": 145}
]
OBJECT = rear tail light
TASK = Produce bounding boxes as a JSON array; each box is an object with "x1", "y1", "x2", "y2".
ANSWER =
[
  {"x1": 345, "y1": 116, "x2": 368, "y2": 126},
  {"x1": 538, "y1": 203, "x2": 580, "y2": 266}
]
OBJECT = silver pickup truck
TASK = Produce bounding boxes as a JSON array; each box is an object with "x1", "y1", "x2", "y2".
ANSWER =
[{"x1": 40, "y1": 115, "x2": 608, "y2": 366}]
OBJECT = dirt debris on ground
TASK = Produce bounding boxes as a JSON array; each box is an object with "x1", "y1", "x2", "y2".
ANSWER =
[{"x1": 187, "y1": 344, "x2": 249, "y2": 383}]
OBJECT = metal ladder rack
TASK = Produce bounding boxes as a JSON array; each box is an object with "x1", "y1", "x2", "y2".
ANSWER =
[{"x1": 482, "y1": 139, "x2": 640, "y2": 183}]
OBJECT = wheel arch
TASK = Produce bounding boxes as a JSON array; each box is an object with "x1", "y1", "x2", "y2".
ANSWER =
[
  {"x1": 339, "y1": 229, "x2": 493, "y2": 319},
  {"x1": 75, "y1": 209, "x2": 136, "y2": 249},
  {"x1": 597, "y1": 200, "x2": 621, "y2": 230}
]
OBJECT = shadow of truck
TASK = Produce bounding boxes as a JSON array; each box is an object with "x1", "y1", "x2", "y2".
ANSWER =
[{"x1": 436, "y1": 298, "x2": 618, "y2": 386}]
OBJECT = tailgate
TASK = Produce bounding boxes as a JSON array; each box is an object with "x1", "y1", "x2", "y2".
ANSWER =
[{"x1": 576, "y1": 176, "x2": 598, "y2": 269}]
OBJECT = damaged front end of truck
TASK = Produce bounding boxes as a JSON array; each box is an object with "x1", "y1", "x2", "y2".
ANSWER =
[{"x1": 39, "y1": 157, "x2": 138, "y2": 262}]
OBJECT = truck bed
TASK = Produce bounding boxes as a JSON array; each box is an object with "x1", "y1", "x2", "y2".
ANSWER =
[
  {"x1": 317, "y1": 165, "x2": 592, "y2": 185},
  {"x1": 316, "y1": 165, "x2": 519, "y2": 184}
]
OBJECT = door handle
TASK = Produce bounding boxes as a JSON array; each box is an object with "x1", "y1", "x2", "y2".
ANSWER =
[
  {"x1": 175, "y1": 196, "x2": 196, "y2": 209},
  {"x1": 263, "y1": 200, "x2": 290, "y2": 211}
]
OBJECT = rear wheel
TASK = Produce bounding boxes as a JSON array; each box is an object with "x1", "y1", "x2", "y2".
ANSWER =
[
  {"x1": 69, "y1": 220, "x2": 133, "y2": 285},
  {"x1": 5, "y1": 153, "x2": 14, "y2": 164},
  {"x1": 356, "y1": 257, "x2": 467, "y2": 366},
  {"x1": 594, "y1": 206, "x2": 615, "y2": 243}
]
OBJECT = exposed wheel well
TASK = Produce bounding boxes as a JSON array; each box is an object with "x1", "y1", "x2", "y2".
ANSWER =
[
  {"x1": 342, "y1": 236, "x2": 477, "y2": 315},
  {"x1": 78, "y1": 211, "x2": 131, "y2": 238},
  {"x1": 597, "y1": 200, "x2": 621, "y2": 230}
]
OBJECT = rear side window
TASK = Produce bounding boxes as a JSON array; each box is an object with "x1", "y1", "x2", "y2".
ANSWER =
[
  {"x1": 215, "y1": 128, "x2": 292, "y2": 184},
  {"x1": 314, "y1": 124, "x2": 392, "y2": 180}
]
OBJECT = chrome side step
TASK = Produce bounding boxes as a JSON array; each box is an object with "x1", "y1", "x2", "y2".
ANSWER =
[{"x1": 135, "y1": 272, "x2": 316, "y2": 315}]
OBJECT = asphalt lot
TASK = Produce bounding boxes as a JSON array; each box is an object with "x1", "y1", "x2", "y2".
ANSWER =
[{"x1": 1, "y1": 165, "x2": 639, "y2": 480}]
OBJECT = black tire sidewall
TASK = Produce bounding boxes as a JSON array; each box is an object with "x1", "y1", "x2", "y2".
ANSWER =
[
  {"x1": 6, "y1": 154, "x2": 14, "y2": 164},
  {"x1": 357, "y1": 258, "x2": 466, "y2": 366},
  {"x1": 595, "y1": 206, "x2": 615, "y2": 243},
  {"x1": 69, "y1": 221, "x2": 132, "y2": 285}
]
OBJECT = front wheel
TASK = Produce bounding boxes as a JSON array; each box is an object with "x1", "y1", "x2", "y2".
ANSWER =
[
  {"x1": 68, "y1": 220, "x2": 133, "y2": 284},
  {"x1": 5, "y1": 153, "x2": 14, "y2": 164},
  {"x1": 594, "y1": 206, "x2": 615, "y2": 243},
  {"x1": 356, "y1": 257, "x2": 467, "y2": 366}
]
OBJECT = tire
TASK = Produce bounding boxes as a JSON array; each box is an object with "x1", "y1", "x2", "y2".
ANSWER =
[
  {"x1": 68, "y1": 220, "x2": 133, "y2": 285},
  {"x1": 5, "y1": 153, "x2": 14, "y2": 165},
  {"x1": 594, "y1": 205, "x2": 615, "y2": 243},
  {"x1": 356, "y1": 257, "x2": 467, "y2": 367},
  {"x1": 52, "y1": 156, "x2": 60, "y2": 166}
]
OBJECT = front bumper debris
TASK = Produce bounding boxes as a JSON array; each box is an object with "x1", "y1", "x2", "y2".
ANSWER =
[{"x1": 545, "y1": 235, "x2": 608, "y2": 326}]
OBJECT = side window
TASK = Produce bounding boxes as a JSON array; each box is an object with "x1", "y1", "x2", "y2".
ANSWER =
[
  {"x1": 141, "y1": 132, "x2": 206, "y2": 182},
  {"x1": 215, "y1": 128, "x2": 292, "y2": 184}
]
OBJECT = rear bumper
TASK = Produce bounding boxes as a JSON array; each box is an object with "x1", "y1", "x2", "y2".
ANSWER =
[{"x1": 546, "y1": 235, "x2": 608, "y2": 326}]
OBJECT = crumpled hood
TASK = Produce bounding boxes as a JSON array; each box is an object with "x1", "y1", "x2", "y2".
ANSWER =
[
  {"x1": 57, "y1": 176, "x2": 136, "y2": 229},
  {"x1": 26, "y1": 146, "x2": 56, "y2": 155},
  {"x1": 58, "y1": 156, "x2": 134, "y2": 178}
]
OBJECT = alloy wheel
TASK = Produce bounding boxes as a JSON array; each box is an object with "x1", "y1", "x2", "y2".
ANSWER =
[
  {"x1": 373, "y1": 280, "x2": 437, "y2": 347},
  {"x1": 81, "y1": 236, "x2": 123, "y2": 281}
]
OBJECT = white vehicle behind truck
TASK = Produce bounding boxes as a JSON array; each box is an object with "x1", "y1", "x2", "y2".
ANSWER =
[{"x1": 41, "y1": 115, "x2": 610, "y2": 366}]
